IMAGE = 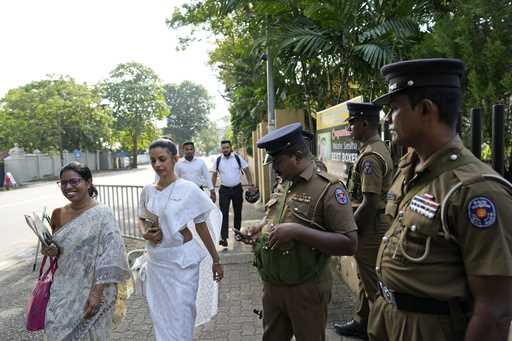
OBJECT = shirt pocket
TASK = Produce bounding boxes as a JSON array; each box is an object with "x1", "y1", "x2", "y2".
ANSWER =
[
  {"x1": 402, "y1": 209, "x2": 440, "y2": 238},
  {"x1": 287, "y1": 198, "x2": 313, "y2": 221},
  {"x1": 398, "y1": 209, "x2": 441, "y2": 262}
]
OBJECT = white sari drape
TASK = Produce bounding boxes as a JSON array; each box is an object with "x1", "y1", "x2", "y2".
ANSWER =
[
  {"x1": 44, "y1": 205, "x2": 130, "y2": 341},
  {"x1": 138, "y1": 179, "x2": 221, "y2": 341}
]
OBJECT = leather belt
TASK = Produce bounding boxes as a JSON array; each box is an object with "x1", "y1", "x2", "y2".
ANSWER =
[
  {"x1": 220, "y1": 184, "x2": 242, "y2": 189},
  {"x1": 379, "y1": 281, "x2": 459, "y2": 315}
]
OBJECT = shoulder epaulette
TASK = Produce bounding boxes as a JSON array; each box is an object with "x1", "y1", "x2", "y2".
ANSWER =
[
  {"x1": 450, "y1": 154, "x2": 493, "y2": 185},
  {"x1": 316, "y1": 170, "x2": 344, "y2": 185}
]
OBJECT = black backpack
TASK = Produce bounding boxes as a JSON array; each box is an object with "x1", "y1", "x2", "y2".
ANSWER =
[{"x1": 216, "y1": 154, "x2": 245, "y2": 175}]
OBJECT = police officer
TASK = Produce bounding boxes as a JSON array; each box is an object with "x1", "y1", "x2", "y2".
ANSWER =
[
  {"x1": 245, "y1": 122, "x2": 358, "y2": 341},
  {"x1": 334, "y1": 102, "x2": 394, "y2": 340},
  {"x1": 368, "y1": 58, "x2": 512, "y2": 341}
]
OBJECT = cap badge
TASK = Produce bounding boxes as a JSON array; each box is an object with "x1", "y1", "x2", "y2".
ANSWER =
[
  {"x1": 407, "y1": 80, "x2": 414, "y2": 86},
  {"x1": 389, "y1": 83, "x2": 398, "y2": 91}
]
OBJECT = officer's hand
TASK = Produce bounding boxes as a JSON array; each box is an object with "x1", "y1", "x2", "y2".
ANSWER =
[
  {"x1": 268, "y1": 223, "x2": 298, "y2": 250},
  {"x1": 240, "y1": 225, "x2": 262, "y2": 245},
  {"x1": 210, "y1": 190, "x2": 216, "y2": 203}
]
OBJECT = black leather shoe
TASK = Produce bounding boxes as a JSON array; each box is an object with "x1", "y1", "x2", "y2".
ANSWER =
[
  {"x1": 333, "y1": 320, "x2": 368, "y2": 340},
  {"x1": 219, "y1": 239, "x2": 228, "y2": 247}
]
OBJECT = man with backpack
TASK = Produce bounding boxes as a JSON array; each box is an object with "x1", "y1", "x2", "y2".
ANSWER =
[{"x1": 211, "y1": 140, "x2": 255, "y2": 247}]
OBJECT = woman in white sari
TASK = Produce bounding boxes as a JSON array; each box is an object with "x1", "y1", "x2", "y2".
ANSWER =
[
  {"x1": 137, "y1": 138, "x2": 224, "y2": 341},
  {"x1": 41, "y1": 161, "x2": 130, "y2": 340}
]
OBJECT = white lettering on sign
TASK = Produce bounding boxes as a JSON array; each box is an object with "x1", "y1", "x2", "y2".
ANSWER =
[{"x1": 331, "y1": 152, "x2": 357, "y2": 163}]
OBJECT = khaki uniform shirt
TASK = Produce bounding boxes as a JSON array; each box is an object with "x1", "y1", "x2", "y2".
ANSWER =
[
  {"x1": 257, "y1": 161, "x2": 357, "y2": 285},
  {"x1": 377, "y1": 136, "x2": 512, "y2": 300},
  {"x1": 350, "y1": 135, "x2": 394, "y2": 211},
  {"x1": 263, "y1": 161, "x2": 357, "y2": 236}
]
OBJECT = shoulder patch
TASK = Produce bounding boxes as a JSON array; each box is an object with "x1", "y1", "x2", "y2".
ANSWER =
[
  {"x1": 361, "y1": 159, "x2": 374, "y2": 175},
  {"x1": 334, "y1": 187, "x2": 349, "y2": 205},
  {"x1": 356, "y1": 151, "x2": 387, "y2": 176},
  {"x1": 467, "y1": 196, "x2": 497, "y2": 229}
]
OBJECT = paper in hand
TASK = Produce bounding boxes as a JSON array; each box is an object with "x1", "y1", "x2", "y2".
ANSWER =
[
  {"x1": 141, "y1": 207, "x2": 159, "y2": 231},
  {"x1": 24, "y1": 212, "x2": 52, "y2": 247},
  {"x1": 142, "y1": 207, "x2": 158, "y2": 224}
]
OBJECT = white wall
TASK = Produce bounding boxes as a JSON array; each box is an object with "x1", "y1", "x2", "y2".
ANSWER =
[
  {"x1": 137, "y1": 153, "x2": 150, "y2": 165},
  {"x1": 5, "y1": 150, "x2": 100, "y2": 183}
]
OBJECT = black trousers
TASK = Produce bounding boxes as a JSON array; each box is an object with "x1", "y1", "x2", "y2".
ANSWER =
[{"x1": 219, "y1": 184, "x2": 243, "y2": 240}]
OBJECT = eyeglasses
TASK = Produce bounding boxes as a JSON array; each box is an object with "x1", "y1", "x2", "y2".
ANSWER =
[{"x1": 57, "y1": 178, "x2": 82, "y2": 188}]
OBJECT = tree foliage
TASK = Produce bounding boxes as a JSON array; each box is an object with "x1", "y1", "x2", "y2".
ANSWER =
[
  {"x1": 168, "y1": 0, "x2": 435, "y2": 144},
  {"x1": 162, "y1": 81, "x2": 213, "y2": 143},
  {"x1": 169, "y1": 0, "x2": 512, "y2": 174},
  {"x1": 193, "y1": 120, "x2": 220, "y2": 155},
  {"x1": 411, "y1": 0, "x2": 512, "y2": 149},
  {"x1": 0, "y1": 76, "x2": 112, "y2": 153},
  {"x1": 102, "y1": 62, "x2": 169, "y2": 168}
]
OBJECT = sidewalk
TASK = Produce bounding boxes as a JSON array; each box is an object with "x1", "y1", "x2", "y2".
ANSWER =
[
  {"x1": 0, "y1": 200, "x2": 360, "y2": 341},
  {"x1": 118, "y1": 202, "x2": 359, "y2": 341}
]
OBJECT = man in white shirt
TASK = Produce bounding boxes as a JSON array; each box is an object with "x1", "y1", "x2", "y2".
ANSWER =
[
  {"x1": 175, "y1": 142, "x2": 216, "y2": 202},
  {"x1": 211, "y1": 140, "x2": 255, "y2": 247}
]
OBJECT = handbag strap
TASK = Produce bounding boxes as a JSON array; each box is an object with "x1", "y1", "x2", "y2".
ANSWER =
[
  {"x1": 39, "y1": 256, "x2": 58, "y2": 279},
  {"x1": 38, "y1": 255, "x2": 48, "y2": 277},
  {"x1": 49, "y1": 257, "x2": 58, "y2": 273}
]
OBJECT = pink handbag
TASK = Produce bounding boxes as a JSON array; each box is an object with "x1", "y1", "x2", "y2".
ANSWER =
[{"x1": 25, "y1": 255, "x2": 58, "y2": 331}]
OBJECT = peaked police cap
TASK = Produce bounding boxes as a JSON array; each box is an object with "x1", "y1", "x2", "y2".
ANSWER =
[
  {"x1": 346, "y1": 102, "x2": 381, "y2": 123},
  {"x1": 257, "y1": 122, "x2": 305, "y2": 164},
  {"x1": 373, "y1": 58, "x2": 466, "y2": 105}
]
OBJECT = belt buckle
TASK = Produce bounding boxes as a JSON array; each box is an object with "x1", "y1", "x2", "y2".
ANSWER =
[{"x1": 379, "y1": 281, "x2": 397, "y2": 306}]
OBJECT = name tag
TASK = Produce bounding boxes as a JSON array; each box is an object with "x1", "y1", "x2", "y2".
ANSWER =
[{"x1": 292, "y1": 193, "x2": 311, "y2": 203}]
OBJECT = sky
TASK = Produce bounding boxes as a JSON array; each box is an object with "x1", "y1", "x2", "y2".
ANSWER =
[{"x1": 0, "y1": 0, "x2": 229, "y2": 125}]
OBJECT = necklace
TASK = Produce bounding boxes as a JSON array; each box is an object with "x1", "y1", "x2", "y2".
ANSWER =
[{"x1": 156, "y1": 175, "x2": 177, "y2": 191}]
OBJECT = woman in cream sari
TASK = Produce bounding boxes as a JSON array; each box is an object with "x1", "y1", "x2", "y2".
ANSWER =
[
  {"x1": 41, "y1": 161, "x2": 130, "y2": 340},
  {"x1": 137, "y1": 138, "x2": 224, "y2": 341}
]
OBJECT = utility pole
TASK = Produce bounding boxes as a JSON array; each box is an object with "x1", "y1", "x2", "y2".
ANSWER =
[
  {"x1": 264, "y1": 16, "x2": 275, "y2": 132},
  {"x1": 263, "y1": 15, "x2": 276, "y2": 199}
]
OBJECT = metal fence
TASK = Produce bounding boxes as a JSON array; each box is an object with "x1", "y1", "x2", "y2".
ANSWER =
[{"x1": 96, "y1": 184, "x2": 144, "y2": 240}]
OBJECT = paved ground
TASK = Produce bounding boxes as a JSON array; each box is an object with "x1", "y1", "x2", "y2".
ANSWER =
[{"x1": 0, "y1": 177, "x2": 361, "y2": 341}]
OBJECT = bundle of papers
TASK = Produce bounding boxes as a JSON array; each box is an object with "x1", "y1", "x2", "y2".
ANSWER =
[
  {"x1": 24, "y1": 212, "x2": 52, "y2": 247},
  {"x1": 141, "y1": 207, "x2": 159, "y2": 232},
  {"x1": 142, "y1": 207, "x2": 159, "y2": 225}
]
